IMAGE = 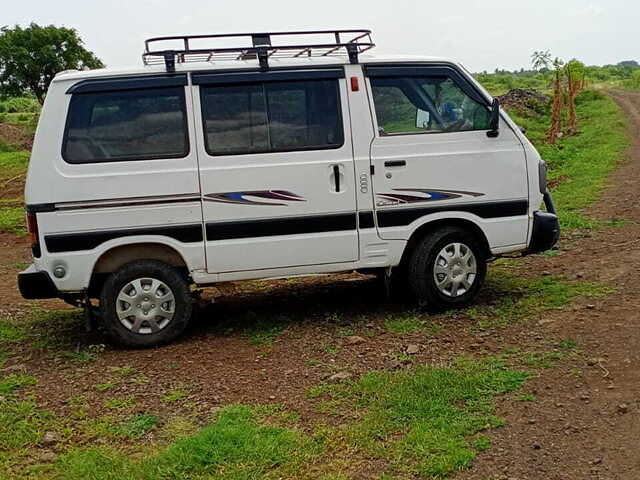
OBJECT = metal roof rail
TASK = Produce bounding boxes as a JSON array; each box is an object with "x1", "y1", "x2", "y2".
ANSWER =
[{"x1": 142, "y1": 29, "x2": 375, "y2": 72}]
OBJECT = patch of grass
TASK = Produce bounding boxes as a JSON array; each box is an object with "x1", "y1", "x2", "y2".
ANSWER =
[
  {"x1": 0, "y1": 318, "x2": 26, "y2": 343},
  {"x1": 62, "y1": 350, "x2": 96, "y2": 363},
  {"x1": 161, "y1": 386, "x2": 189, "y2": 404},
  {"x1": 470, "y1": 269, "x2": 611, "y2": 328},
  {"x1": 244, "y1": 316, "x2": 289, "y2": 346},
  {"x1": 0, "y1": 399, "x2": 53, "y2": 451},
  {"x1": 0, "y1": 374, "x2": 36, "y2": 395},
  {"x1": 517, "y1": 393, "x2": 537, "y2": 402},
  {"x1": 0, "y1": 151, "x2": 29, "y2": 178},
  {"x1": 94, "y1": 382, "x2": 117, "y2": 392},
  {"x1": 0, "y1": 207, "x2": 25, "y2": 235},
  {"x1": 314, "y1": 357, "x2": 528, "y2": 478},
  {"x1": 510, "y1": 90, "x2": 629, "y2": 229},
  {"x1": 473, "y1": 435, "x2": 492, "y2": 451},
  {"x1": 558, "y1": 338, "x2": 577, "y2": 350},
  {"x1": 385, "y1": 313, "x2": 443, "y2": 335},
  {"x1": 90, "y1": 414, "x2": 159, "y2": 441},
  {"x1": 58, "y1": 405, "x2": 317, "y2": 480},
  {"x1": 505, "y1": 349, "x2": 564, "y2": 369},
  {"x1": 110, "y1": 366, "x2": 136, "y2": 377},
  {"x1": 104, "y1": 396, "x2": 136, "y2": 410}
]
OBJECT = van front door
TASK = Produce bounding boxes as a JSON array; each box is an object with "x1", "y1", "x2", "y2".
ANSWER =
[
  {"x1": 192, "y1": 69, "x2": 358, "y2": 273},
  {"x1": 365, "y1": 65, "x2": 529, "y2": 249}
]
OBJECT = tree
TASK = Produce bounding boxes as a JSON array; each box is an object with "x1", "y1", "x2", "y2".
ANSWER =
[
  {"x1": 564, "y1": 60, "x2": 585, "y2": 135},
  {"x1": 0, "y1": 23, "x2": 104, "y2": 104},
  {"x1": 547, "y1": 57, "x2": 565, "y2": 144},
  {"x1": 531, "y1": 50, "x2": 552, "y2": 72}
]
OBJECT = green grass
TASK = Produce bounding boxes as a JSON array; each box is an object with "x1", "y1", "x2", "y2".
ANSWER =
[
  {"x1": 0, "y1": 151, "x2": 29, "y2": 177},
  {"x1": 104, "y1": 396, "x2": 136, "y2": 410},
  {"x1": 312, "y1": 358, "x2": 527, "y2": 478},
  {"x1": 161, "y1": 387, "x2": 188, "y2": 404},
  {"x1": 244, "y1": 316, "x2": 289, "y2": 346},
  {"x1": 509, "y1": 90, "x2": 629, "y2": 229},
  {"x1": 467, "y1": 269, "x2": 611, "y2": 328},
  {"x1": 0, "y1": 374, "x2": 36, "y2": 395},
  {"x1": 58, "y1": 405, "x2": 317, "y2": 480},
  {"x1": 385, "y1": 313, "x2": 443, "y2": 335},
  {"x1": 0, "y1": 400, "x2": 53, "y2": 451},
  {"x1": 0, "y1": 207, "x2": 25, "y2": 235}
]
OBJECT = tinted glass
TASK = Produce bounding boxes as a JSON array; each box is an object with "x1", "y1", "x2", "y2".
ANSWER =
[
  {"x1": 201, "y1": 79, "x2": 343, "y2": 155},
  {"x1": 63, "y1": 87, "x2": 188, "y2": 163},
  {"x1": 371, "y1": 75, "x2": 491, "y2": 135}
]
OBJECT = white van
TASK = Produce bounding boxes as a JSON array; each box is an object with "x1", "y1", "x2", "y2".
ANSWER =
[{"x1": 18, "y1": 30, "x2": 559, "y2": 346}]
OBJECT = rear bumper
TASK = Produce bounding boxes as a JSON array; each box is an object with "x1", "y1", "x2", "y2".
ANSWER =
[
  {"x1": 18, "y1": 265, "x2": 59, "y2": 300},
  {"x1": 526, "y1": 210, "x2": 560, "y2": 254}
]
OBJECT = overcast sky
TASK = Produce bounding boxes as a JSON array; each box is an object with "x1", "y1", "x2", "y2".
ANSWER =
[{"x1": 3, "y1": 0, "x2": 637, "y2": 72}]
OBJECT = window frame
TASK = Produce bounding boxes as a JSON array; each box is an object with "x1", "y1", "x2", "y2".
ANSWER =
[
  {"x1": 365, "y1": 64, "x2": 493, "y2": 138},
  {"x1": 196, "y1": 71, "x2": 346, "y2": 157},
  {"x1": 61, "y1": 83, "x2": 191, "y2": 165}
]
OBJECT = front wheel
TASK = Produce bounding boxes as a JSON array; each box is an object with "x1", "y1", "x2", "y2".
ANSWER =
[
  {"x1": 408, "y1": 227, "x2": 487, "y2": 310},
  {"x1": 99, "y1": 260, "x2": 193, "y2": 347}
]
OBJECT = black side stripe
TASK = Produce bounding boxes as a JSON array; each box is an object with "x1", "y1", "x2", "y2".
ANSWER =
[
  {"x1": 41, "y1": 202, "x2": 527, "y2": 252},
  {"x1": 358, "y1": 211, "x2": 375, "y2": 229},
  {"x1": 45, "y1": 224, "x2": 203, "y2": 253},
  {"x1": 376, "y1": 200, "x2": 528, "y2": 228},
  {"x1": 206, "y1": 213, "x2": 356, "y2": 241}
]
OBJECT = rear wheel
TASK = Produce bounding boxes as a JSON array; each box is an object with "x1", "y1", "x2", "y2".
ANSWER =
[
  {"x1": 408, "y1": 227, "x2": 486, "y2": 309},
  {"x1": 99, "y1": 260, "x2": 193, "y2": 347}
]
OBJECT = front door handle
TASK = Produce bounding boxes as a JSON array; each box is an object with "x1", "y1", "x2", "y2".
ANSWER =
[{"x1": 384, "y1": 160, "x2": 406, "y2": 167}]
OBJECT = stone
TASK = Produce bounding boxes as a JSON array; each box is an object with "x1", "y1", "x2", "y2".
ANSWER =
[
  {"x1": 344, "y1": 336, "x2": 366, "y2": 346},
  {"x1": 38, "y1": 451, "x2": 57, "y2": 463},
  {"x1": 329, "y1": 371, "x2": 352, "y2": 382},
  {"x1": 586, "y1": 304, "x2": 596, "y2": 310},
  {"x1": 41, "y1": 431, "x2": 58, "y2": 446},
  {"x1": 617, "y1": 403, "x2": 629, "y2": 414},
  {"x1": 406, "y1": 344, "x2": 420, "y2": 355},
  {"x1": 532, "y1": 442, "x2": 542, "y2": 450}
]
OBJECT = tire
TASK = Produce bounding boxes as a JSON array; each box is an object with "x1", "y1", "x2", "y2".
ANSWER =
[
  {"x1": 99, "y1": 260, "x2": 193, "y2": 347},
  {"x1": 407, "y1": 226, "x2": 487, "y2": 310}
]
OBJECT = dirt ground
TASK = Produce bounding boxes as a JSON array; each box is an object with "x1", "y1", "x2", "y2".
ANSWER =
[{"x1": 1, "y1": 90, "x2": 640, "y2": 479}]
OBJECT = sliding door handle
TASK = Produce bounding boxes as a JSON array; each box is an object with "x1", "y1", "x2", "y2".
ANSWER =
[{"x1": 384, "y1": 160, "x2": 406, "y2": 167}]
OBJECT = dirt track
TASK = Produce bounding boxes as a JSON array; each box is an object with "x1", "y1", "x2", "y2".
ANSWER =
[
  {"x1": 1, "y1": 90, "x2": 640, "y2": 479},
  {"x1": 459, "y1": 89, "x2": 640, "y2": 480}
]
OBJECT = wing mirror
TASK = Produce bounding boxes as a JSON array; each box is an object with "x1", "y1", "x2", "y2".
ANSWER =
[{"x1": 487, "y1": 98, "x2": 500, "y2": 138}]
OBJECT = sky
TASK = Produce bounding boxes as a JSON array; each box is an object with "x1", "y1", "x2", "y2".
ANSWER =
[{"x1": 2, "y1": 0, "x2": 637, "y2": 72}]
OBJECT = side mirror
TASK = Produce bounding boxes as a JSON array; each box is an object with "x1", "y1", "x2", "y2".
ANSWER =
[{"x1": 487, "y1": 98, "x2": 500, "y2": 138}]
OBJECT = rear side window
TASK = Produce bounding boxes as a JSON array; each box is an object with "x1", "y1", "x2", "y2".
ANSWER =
[
  {"x1": 200, "y1": 79, "x2": 343, "y2": 156},
  {"x1": 63, "y1": 87, "x2": 188, "y2": 163}
]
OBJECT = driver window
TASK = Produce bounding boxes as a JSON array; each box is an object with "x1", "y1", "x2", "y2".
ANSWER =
[{"x1": 370, "y1": 75, "x2": 491, "y2": 136}]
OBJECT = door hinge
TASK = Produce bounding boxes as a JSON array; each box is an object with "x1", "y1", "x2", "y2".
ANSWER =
[{"x1": 370, "y1": 165, "x2": 375, "y2": 175}]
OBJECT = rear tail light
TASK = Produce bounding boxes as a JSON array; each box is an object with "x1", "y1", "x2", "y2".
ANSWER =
[{"x1": 26, "y1": 212, "x2": 41, "y2": 258}]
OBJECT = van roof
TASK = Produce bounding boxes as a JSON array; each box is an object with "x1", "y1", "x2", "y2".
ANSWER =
[
  {"x1": 53, "y1": 30, "x2": 459, "y2": 84},
  {"x1": 53, "y1": 54, "x2": 457, "y2": 83}
]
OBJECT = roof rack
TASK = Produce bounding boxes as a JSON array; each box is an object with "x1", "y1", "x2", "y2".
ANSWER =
[{"x1": 142, "y1": 29, "x2": 375, "y2": 72}]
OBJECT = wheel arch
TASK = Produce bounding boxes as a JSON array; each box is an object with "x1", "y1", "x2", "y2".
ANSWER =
[
  {"x1": 89, "y1": 242, "x2": 190, "y2": 296},
  {"x1": 398, "y1": 217, "x2": 491, "y2": 268}
]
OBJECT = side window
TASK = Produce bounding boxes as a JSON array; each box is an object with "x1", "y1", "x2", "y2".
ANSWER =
[
  {"x1": 200, "y1": 79, "x2": 344, "y2": 155},
  {"x1": 370, "y1": 75, "x2": 491, "y2": 136},
  {"x1": 63, "y1": 87, "x2": 188, "y2": 163}
]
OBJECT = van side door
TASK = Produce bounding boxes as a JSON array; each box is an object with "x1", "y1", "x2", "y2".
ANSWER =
[
  {"x1": 365, "y1": 65, "x2": 529, "y2": 249},
  {"x1": 192, "y1": 69, "x2": 359, "y2": 273}
]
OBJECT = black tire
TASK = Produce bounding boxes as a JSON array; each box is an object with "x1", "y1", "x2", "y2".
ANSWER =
[
  {"x1": 99, "y1": 260, "x2": 193, "y2": 347},
  {"x1": 407, "y1": 226, "x2": 487, "y2": 310}
]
